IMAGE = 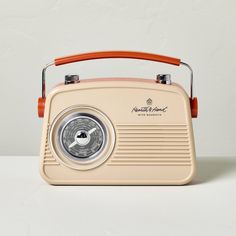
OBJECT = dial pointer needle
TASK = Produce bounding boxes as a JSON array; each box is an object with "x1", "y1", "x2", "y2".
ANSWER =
[
  {"x1": 69, "y1": 141, "x2": 77, "y2": 148},
  {"x1": 88, "y1": 128, "x2": 96, "y2": 135}
]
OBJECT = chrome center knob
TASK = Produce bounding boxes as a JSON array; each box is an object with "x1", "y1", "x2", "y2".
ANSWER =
[{"x1": 75, "y1": 130, "x2": 91, "y2": 146}]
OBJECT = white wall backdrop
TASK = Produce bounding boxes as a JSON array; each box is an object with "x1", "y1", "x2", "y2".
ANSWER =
[{"x1": 0, "y1": 0, "x2": 235, "y2": 156}]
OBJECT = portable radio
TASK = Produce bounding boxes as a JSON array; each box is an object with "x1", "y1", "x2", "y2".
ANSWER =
[{"x1": 38, "y1": 51, "x2": 198, "y2": 185}]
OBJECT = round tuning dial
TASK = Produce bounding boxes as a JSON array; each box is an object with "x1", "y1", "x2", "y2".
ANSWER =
[
  {"x1": 50, "y1": 107, "x2": 115, "y2": 170},
  {"x1": 60, "y1": 115, "x2": 105, "y2": 160}
]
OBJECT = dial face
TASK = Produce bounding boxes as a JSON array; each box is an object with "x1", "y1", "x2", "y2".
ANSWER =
[{"x1": 60, "y1": 115, "x2": 105, "y2": 159}]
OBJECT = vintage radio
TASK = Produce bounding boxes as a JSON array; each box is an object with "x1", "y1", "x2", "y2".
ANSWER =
[{"x1": 38, "y1": 51, "x2": 198, "y2": 185}]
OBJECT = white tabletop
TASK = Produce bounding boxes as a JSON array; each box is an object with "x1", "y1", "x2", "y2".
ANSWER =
[{"x1": 0, "y1": 156, "x2": 235, "y2": 236}]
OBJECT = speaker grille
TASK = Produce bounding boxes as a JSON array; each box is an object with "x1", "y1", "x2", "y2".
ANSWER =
[
  {"x1": 43, "y1": 137, "x2": 60, "y2": 166},
  {"x1": 108, "y1": 124, "x2": 192, "y2": 166}
]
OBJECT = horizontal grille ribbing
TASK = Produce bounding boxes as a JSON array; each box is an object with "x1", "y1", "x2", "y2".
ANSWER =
[
  {"x1": 108, "y1": 124, "x2": 191, "y2": 166},
  {"x1": 43, "y1": 139, "x2": 60, "y2": 166}
]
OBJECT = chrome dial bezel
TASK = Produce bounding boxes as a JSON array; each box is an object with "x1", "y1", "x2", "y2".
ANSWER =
[
  {"x1": 49, "y1": 106, "x2": 115, "y2": 170},
  {"x1": 58, "y1": 113, "x2": 106, "y2": 162}
]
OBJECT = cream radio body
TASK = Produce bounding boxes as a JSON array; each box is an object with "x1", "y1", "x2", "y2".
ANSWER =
[{"x1": 38, "y1": 51, "x2": 198, "y2": 185}]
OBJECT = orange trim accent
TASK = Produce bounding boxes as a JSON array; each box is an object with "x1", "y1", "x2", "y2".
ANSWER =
[
  {"x1": 54, "y1": 51, "x2": 181, "y2": 66},
  {"x1": 38, "y1": 97, "x2": 46, "y2": 118},
  {"x1": 190, "y1": 97, "x2": 198, "y2": 118}
]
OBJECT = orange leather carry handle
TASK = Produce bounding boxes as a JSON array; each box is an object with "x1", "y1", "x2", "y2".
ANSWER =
[
  {"x1": 39, "y1": 51, "x2": 198, "y2": 118},
  {"x1": 54, "y1": 51, "x2": 181, "y2": 66}
]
